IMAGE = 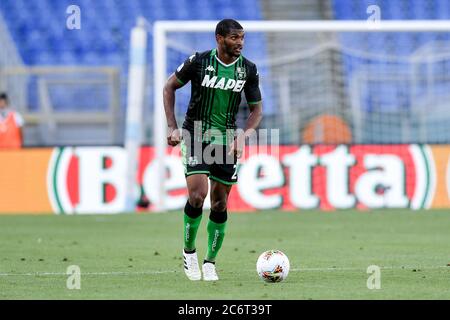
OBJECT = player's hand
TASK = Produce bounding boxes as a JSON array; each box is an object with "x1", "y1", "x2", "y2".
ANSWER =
[
  {"x1": 228, "y1": 133, "x2": 245, "y2": 159},
  {"x1": 167, "y1": 127, "x2": 181, "y2": 146}
]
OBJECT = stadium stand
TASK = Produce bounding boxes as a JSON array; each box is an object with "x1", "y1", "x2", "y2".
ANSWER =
[
  {"x1": 0, "y1": 0, "x2": 264, "y2": 66},
  {"x1": 1, "y1": 0, "x2": 449, "y2": 144},
  {"x1": 0, "y1": 0, "x2": 268, "y2": 145},
  {"x1": 332, "y1": 0, "x2": 450, "y2": 143}
]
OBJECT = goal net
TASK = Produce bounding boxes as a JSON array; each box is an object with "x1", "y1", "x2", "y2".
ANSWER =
[
  {"x1": 154, "y1": 21, "x2": 450, "y2": 144},
  {"x1": 127, "y1": 20, "x2": 450, "y2": 211}
]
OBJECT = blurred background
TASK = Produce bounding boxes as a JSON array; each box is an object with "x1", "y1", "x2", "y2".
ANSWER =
[{"x1": 1, "y1": 0, "x2": 450, "y2": 147}]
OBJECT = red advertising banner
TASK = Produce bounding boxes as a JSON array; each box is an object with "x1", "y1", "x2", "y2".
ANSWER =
[{"x1": 0, "y1": 145, "x2": 448, "y2": 214}]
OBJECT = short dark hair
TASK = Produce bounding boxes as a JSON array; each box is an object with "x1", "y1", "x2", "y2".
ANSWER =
[
  {"x1": 0, "y1": 92, "x2": 8, "y2": 101},
  {"x1": 215, "y1": 19, "x2": 243, "y2": 37}
]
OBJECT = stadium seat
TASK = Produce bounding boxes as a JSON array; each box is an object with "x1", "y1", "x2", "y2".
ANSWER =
[
  {"x1": 332, "y1": 0, "x2": 450, "y2": 142},
  {"x1": 0, "y1": 0, "x2": 269, "y2": 114}
]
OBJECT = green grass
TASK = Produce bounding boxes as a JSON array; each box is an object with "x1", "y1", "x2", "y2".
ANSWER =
[{"x1": 0, "y1": 210, "x2": 449, "y2": 299}]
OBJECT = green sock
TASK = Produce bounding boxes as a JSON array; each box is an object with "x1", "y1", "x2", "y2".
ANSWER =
[
  {"x1": 205, "y1": 219, "x2": 227, "y2": 262},
  {"x1": 184, "y1": 213, "x2": 202, "y2": 251}
]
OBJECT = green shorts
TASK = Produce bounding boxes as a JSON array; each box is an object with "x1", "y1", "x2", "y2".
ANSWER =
[{"x1": 181, "y1": 137, "x2": 238, "y2": 185}]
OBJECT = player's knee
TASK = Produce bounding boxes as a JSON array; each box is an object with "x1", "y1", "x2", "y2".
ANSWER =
[
  {"x1": 210, "y1": 209, "x2": 228, "y2": 224},
  {"x1": 189, "y1": 190, "x2": 207, "y2": 208},
  {"x1": 211, "y1": 199, "x2": 227, "y2": 213}
]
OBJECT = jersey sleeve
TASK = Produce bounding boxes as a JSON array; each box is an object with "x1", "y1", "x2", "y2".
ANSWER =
[
  {"x1": 244, "y1": 64, "x2": 262, "y2": 104},
  {"x1": 174, "y1": 53, "x2": 197, "y2": 85}
]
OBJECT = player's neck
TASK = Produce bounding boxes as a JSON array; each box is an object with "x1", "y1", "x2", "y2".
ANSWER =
[{"x1": 216, "y1": 48, "x2": 239, "y2": 65}]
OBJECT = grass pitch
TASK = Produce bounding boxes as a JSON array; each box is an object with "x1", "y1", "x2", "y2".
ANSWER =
[{"x1": 0, "y1": 210, "x2": 449, "y2": 299}]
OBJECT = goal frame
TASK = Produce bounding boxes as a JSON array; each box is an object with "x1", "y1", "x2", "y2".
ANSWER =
[{"x1": 151, "y1": 20, "x2": 450, "y2": 211}]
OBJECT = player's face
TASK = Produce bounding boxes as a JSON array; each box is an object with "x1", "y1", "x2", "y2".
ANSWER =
[
  {"x1": 0, "y1": 99, "x2": 7, "y2": 109},
  {"x1": 220, "y1": 30, "x2": 245, "y2": 58}
]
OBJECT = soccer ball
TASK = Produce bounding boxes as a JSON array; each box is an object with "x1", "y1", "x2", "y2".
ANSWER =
[{"x1": 256, "y1": 250, "x2": 290, "y2": 283}]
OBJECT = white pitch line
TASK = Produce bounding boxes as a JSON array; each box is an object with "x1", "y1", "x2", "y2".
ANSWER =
[
  {"x1": 0, "y1": 266, "x2": 447, "y2": 277},
  {"x1": 0, "y1": 270, "x2": 178, "y2": 277},
  {"x1": 292, "y1": 266, "x2": 449, "y2": 272}
]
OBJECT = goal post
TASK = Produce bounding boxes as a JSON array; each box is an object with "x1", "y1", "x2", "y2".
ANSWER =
[
  {"x1": 124, "y1": 18, "x2": 148, "y2": 211},
  {"x1": 149, "y1": 20, "x2": 450, "y2": 212}
]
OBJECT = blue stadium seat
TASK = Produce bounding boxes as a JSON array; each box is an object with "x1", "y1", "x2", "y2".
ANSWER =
[
  {"x1": 0, "y1": 0, "x2": 270, "y2": 114},
  {"x1": 332, "y1": 0, "x2": 450, "y2": 122}
]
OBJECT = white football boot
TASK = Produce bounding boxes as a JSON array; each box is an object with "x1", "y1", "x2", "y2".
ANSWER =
[
  {"x1": 183, "y1": 250, "x2": 201, "y2": 281},
  {"x1": 202, "y1": 262, "x2": 219, "y2": 281}
]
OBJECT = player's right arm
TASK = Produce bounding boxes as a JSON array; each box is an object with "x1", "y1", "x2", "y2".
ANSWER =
[
  {"x1": 163, "y1": 53, "x2": 197, "y2": 146},
  {"x1": 163, "y1": 74, "x2": 184, "y2": 146}
]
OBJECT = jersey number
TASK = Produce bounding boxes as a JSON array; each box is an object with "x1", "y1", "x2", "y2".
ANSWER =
[{"x1": 231, "y1": 164, "x2": 238, "y2": 180}]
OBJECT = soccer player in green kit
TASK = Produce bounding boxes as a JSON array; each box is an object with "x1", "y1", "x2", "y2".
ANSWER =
[{"x1": 163, "y1": 19, "x2": 263, "y2": 281}]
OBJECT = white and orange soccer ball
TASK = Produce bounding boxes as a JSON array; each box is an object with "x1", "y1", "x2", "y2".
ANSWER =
[{"x1": 256, "y1": 250, "x2": 290, "y2": 283}]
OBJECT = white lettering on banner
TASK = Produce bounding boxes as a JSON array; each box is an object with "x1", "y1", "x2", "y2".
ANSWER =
[
  {"x1": 203, "y1": 179, "x2": 212, "y2": 210},
  {"x1": 48, "y1": 145, "x2": 431, "y2": 213},
  {"x1": 320, "y1": 146, "x2": 356, "y2": 209},
  {"x1": 237, "y1": 155, "x2": 284, "y2": 209},
  {"x1": 144, "y1": 156, "x2": 188, "y2": 211},
  {"x1": 283, "y1": 146, "x2": 320, "y2": 209},
  {"x1": 75, "y1": 148, "x2": 126, "y2": 214},
  {"x1": 355, "y1": 155, "x2": 409, "y2": 208}
]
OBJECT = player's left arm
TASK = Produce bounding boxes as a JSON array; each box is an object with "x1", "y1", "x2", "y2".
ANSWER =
[
  {"x1": 243, "y1": 64, "x2": 263, "y2": 133},
  {"x1": 230, "y1": 64, "x2": 263, "y2": 158},
  {"x1": 244, "y1": 102, "x2": 262, "y2": 134},
  {"x1": 163, "y1": 54, "x2": 196, "y2": 146},
  {"x1": 231, "y1": 101, "x2": 262, "y2": 158}
]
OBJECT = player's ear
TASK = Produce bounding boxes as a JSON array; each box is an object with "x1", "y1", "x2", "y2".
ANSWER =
[{"x1": 216, "y1": 34, "x2": 223, "y2": 44}]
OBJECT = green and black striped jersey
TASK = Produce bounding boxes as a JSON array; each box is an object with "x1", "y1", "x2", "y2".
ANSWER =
[{"x1": 175, "y1": 48, "x2": 261, "y2": 145}]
